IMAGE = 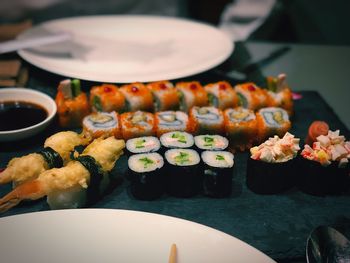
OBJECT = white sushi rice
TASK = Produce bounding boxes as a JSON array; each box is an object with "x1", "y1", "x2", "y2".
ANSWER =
[
  {"x1": 83, "y1": 111, "x2": 118, "y2": 131},
  {"x1": 126, "y1": 136, "x2": 160, "y2": 154},
  {"x1": 194, "y1": 135, "x2": 228, "y2": 150},
  {"x1": 160, "y1": 131, "x2": 194, "y2": 148},
  {"x1": 201, "y1": 151, "x2": 234, "y2": 168},
  {"x1": 259, "y1": 107, "x2": 289, "y2": 127},
  {"x1": 165, "y1": 148, "x2": 200, "y2": 166},
  {"x1": 157, "y1": 111, "x2": 188, "y2": 131},
  {"x1": 128, "y1": 153, "x2": 164, "y2": 173}
]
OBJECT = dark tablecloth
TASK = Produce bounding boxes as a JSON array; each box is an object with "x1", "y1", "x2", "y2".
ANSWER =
[{"x1": 0, "y1": 89, "x2": 349, "y2": 261}]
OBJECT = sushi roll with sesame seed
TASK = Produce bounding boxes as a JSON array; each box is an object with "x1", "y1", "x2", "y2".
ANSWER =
[
  {"x1": 204, "y1": 81, "x2": 238, "y2": 110},
  {"x1": 120, "y1": 111, "x2": 155, "y2": 140},
  {"x1": 164, "y1": 148, "x2": 201, "y2": 197},
  {"x1": 256, "y1": 107, "x2": 291, "y2": 143},
  {"x1": 82, "y1": 111, "x2": 121, "y2": 140},
  {"x1": 189, "y1": 106, "x2": 225, "y2": 135},
  {"x1": 224, "y1": 107, "x2": 258, "y2": 151},
  {"x1": 176, "y1": 81, "x2": 208, "y2": 112},
  {"x1": 146, "y1": 81, "x2": 180, "y2": 112},
  {"x1": 155, "y1": 111, "x2": 190, "y2": 137},
  {"x1": 201, "y1": 151, "x2": 234, "y2": 198},
  {"x1": 127, "y1": 153, "x2": 164, "y2": 200}
]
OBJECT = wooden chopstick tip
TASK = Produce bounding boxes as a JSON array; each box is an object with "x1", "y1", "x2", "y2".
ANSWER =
[{"x1": 168, "y1": 243, "x2": 177, "y2": 263}]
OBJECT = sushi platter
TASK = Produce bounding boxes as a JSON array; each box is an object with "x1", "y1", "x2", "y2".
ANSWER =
[{"x1": 0, "y1": 74, "x2": 349, "y2": 261}]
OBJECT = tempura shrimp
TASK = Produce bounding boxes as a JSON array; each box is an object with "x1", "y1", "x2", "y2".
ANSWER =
[{"x1": 0, "y1": 136, "x2": 125, "y2": 213}]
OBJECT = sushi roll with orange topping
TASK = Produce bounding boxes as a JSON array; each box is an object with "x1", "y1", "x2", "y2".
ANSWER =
[
  {"x1": 256, "y1": 107, "x2": 291, "y2": 143},
  {"x1": 155, "y1": 111, "x2": 190, "y2": 137},
  {"x1": 234, "y1": 82, "x2": 268, "y2": 111},
  {"x1": 82, "y1": 111, "x2": 121, "y2": 139},
  {"x1": 146, "y1": 81, "x2": 179, "y2": 111},
  {"x1": 266, "y1": 74, "x2": 293, "y2": 116},
  {"x1": 204, "y1": 81, "x2": 238, "y2": 110},
  {"x1": 224, "y1": 107, "x2": 258, "y2": 151},
  {"x1": 55, "y1": 79, "x2": 90, "y2": 128},
  {"x1": 176, "y1": 81, "x2": 208, "y2": 112},
  {"x1": 89, "y1": 84, "x2": 125, "y2": 113},
  {"x1": 119, "y1": 82, "x2": 153, "y2": 112},
  {"x1": 120, "y1": 111, "x2": 155, "y2": 140},
  {"x1": 189, "y1": 106, "x2": 225, "y2": 135}
]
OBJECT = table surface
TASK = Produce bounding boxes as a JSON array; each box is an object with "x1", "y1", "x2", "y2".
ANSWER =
[{"x1": 0, "y1": 41, "x2": 349, "y2": 262}]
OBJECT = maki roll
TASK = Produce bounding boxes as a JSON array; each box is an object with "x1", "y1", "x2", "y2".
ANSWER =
[
  {"x1": 155, "y1": 111, "x2": 190, "y2": 137},
  {"x1": 127, "y1": 153, "x2": 164, "y2": 200},
  {"x1": 160, "y1": 131, "x2": 194, "y2": 153},
  {"x1": 266, "y1": 74, "x2": 294, "y2": 116},
  {"x1": 234, "y1": 82, "x2": 268, "y2": 111},
  {"x1": 82, "y1": 111, "x2": 121, "y2": 139},
  {"x1": 224, "y1": 107, "x2": 258, "y2": 151},
  {"x1": 194, "y1": 135, "x2": 229, "y2": 153},
  {"x1": 119, "y1": 82, "x2": 153, "y2": 112},
  {"x1": 176, "y1": 81, "x2": 208, "y2": 112},
  {"x1": 89, "y1": 84, "x2": 125, "y2": 113},
  {"x1": 256, "y1": 107, "x2": 291, "y2": 143},
  {"x1": 164, "y1": 148, "x2": 201, "y2": 197},
  {"x1": 204, "y1": 81, "x2": 238, "y2": 110},
  {"x1": 247, "y1": 132, "x2": 300, "y2": 194},
  {"x1": 55, "y1": 79, "x2": 90, "y2": 128},
  {"x1": 201, "y1": 151, "x2": 234, "y2": 198},
  {"x1": 299, "y1": 130, "x2": 350, "y2": 195},
  {"x1": 146, "y1": 81, "x2": 179, "y2": 111},
  {"x1": 126, "y1": 136, "x2": 160, "y2": 155},
  {"x1": 120, "y1": 111, "x2": 155, "y2": 140},
  {"x1": 189, "y1": 106, "x2": 225, "y2": 135}
]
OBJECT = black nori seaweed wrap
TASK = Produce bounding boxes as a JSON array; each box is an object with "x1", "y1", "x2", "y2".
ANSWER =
[
  {"x1": 37, "y1": 147, "x2": 63, "y2": 169},
  {"x1": 297, "y1": 156, "x2": 350, "y2": 196},
  {"x1": 246, "y1": 157, "x2": 296, "y2": 194}
]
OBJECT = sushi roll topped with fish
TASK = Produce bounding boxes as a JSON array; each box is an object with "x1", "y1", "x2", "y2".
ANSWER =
[
  {"x1": 194, "y1": 135, "x2": 229, "y2": 151},
  {"x1": 155, "y1": 111, "x2": 190, "y2": 137},
  {"x1": 146, "y1": 81, "x2": 179, "y2": 112},
  {"x1": 126, "y1": 136, "x2": 160, "y2": 155},
  {"x1": 160, "y1": 131, "x2": 194, "y2": 150},
  {"x1": 247, "y1": 132, "x2": 300, "y2": 194},
  {"x1": 176, "y1": 81, "x2": 208, "y2": 112},
  {"x1": 189, "y1": 106, "x2": 225, "y2": 135},
  {"x1": 204, "y1": 81, "x2": 238, "y2": 110},
  {"x1": 298, "y1": 130, "x2": 350, "y2": 195}
]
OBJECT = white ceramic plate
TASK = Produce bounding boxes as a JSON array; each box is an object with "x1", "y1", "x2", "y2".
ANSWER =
[
  {"x1": 0, "y1": 209, "x2": 274, "y2": 263},
  {"x1": 0, "y1": 88, "x2": 56, "y2": 142},
  {"x1": 18, "y1": 15, "x2": 234, "y2": 83}
]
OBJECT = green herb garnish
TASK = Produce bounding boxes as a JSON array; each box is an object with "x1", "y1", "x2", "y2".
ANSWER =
[
  {"x1": 139, "y1": 157, "x2": 154, "y2": 168},
  {"x1": 174, "y1": 151, "x2": 189, "y2": 164},
  {"x1": 216, "y1": 155, "x2": 225, "y2": 161},
  {"x1": 135, "y1": 139, "x2": 146, "y2": 148},
  {"x1": 171, "y1": 132, "x2": 187, "y2": 143}
]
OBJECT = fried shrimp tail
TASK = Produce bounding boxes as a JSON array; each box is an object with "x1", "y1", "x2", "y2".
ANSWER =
[{"x1": 0, "y1": 180, "x2": 46, "y2": 213}]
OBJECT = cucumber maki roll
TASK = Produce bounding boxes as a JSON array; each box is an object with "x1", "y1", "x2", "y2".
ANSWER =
[
  {"x1": 194, "y1": 135, "x2": 229, "y2": 153},
  {"x1": 299, "y1": 130, "x2": 350, "y2": 195},
  {"x1": 126, "y1": 136, "x2": 160, "y2": 156},
  {"x1": 201, "y1": 151, "x2": 234, "y2": 198},
  {"x1": 164, "y1": 149, "x2": 201, "y2": 197},
  {"x1": 247, "y1": 132, "x2": 300, "y2": 194},
  {"x1": 160, "y1": 131, "x2": 194, "y2": 154},
  {"x1": 127, "y1": 153, "x2": 164, "y2": 200}
]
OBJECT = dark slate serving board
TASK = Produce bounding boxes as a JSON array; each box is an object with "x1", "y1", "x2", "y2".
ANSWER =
[{"x1": 0, "y1": 91, "x2": 349, "y2": 261}]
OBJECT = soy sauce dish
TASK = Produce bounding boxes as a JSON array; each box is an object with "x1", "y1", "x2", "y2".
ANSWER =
[{"x1": 0, "y1": 88, "x2": 56, "y2": 142}]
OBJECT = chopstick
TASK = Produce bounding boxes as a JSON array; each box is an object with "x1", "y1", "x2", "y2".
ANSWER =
[{"x1": 168, "y1": 243, "x2": 177, "y2": 263}]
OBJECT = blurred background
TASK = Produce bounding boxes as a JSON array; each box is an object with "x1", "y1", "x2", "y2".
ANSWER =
[{"x1": 0, "y1": 0, "x2": 349, "y2": 45}]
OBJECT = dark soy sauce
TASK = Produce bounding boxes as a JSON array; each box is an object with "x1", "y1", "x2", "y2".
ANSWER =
[{"x1": 0, "y1": 101, "x2": 48, "y2": 131}]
